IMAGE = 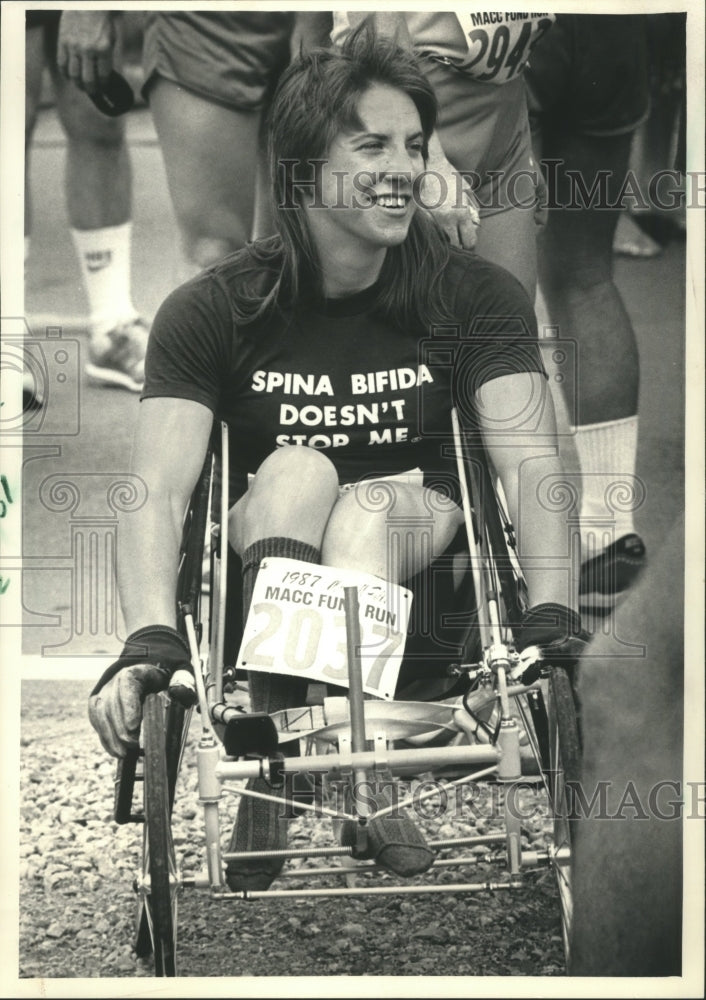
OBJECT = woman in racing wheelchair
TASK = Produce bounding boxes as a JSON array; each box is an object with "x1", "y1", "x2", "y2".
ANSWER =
[{"x1": 88, "y1": 23, "x2": 585, "y2": 892}]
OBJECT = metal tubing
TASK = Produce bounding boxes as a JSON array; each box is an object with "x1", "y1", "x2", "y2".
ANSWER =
[
  {"x1": 185, "y1": 614, "x2": 218, "y2": 740},
  {"x1": 182, "y1": 851, "x2": 550, "y2": 889},
  {"x1": 496, "y1": 721, "x2": 522, "y2": 782},
  {"x1": 277, "y1": 855, "x2": 505, "y2": 879},
  {"x1": 222, "y1": 782, "x2": 352, "y2": 823},
  {"x1": 215, "y1": 743, "x2": 500, "y2": 782},
  {"x1": 224, "y1": 844, "x2": 353, "y2": 861},
  {"x1": 197, "y1": 739, "x2": 223, "y2": 802},
  {"x1": 344, "y1": 587, "x2": 366, "y2": 754},
  {"x1": 223, "y1": 832, "x2": 508, "y2": 864},
  {"x1": 368, "y1": 765, "x2": 498, "y2": 820},
  {"x1": 343, "y1": 586, "x2": 370, "y2": 821},
  {"x1": 451, "y1": 408, "x2": 490, "y2": 650},
  {"x1": 202, "y1": 800, "x2": 224, "y2": 887},
  {"x1": 430, "y1": 833, "x2": 506, "y2": 848},
  {"x1": 212, "y1": 879, "x2": 525, "y2": 900},
  {"x1": 214, "y1": 422, "x2": 230, "y2": 704},
  {"x1": 198, "y1": 735, "x2": 225, "y2": 886}
]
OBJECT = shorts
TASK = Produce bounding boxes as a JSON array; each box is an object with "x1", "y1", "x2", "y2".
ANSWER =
[
  {"x1": 141, "y1": 11, "x2": 294, "y2": 112},
  {"x1": 525, "y1": 13, "x2": 650, "y2": 137},
  {"x1": 26, "y1": 9, "x2": 61, "y2": 64},
  {"x1": 422, "y1": 58, "x2": 537, "y2": 217},
  {"x1": 25, "y1": 11, "x2": 60, "y2": 31}
]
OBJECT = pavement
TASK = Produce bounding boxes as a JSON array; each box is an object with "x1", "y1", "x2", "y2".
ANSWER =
[{"x1": 7, "y1": 104, "x2": 693, "y2": 676}]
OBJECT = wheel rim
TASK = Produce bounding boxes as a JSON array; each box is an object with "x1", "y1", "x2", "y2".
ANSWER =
[
  {"x1": 140, "y1": 693, "x2": 180, "y2": 976},
  {"x1": 546, "y1": 669, "x2": 581, "y2": 967},
  {"x1": 550, "y1": 717, "x2": 574, "y2": 961}
]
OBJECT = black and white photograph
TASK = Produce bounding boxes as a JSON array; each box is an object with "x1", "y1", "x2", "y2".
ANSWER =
[{"x1": 1, "y1": 2, "x2": 704, "y2": 995}]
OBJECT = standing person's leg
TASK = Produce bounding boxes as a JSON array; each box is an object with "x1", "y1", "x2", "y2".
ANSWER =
[
  {"x1": 24, "y1": 20, "x2": 49, "y2": 412},
  {"x1": 428, "y1": 64, "x2": 540, "y2": 298},
  {"x1": 527, "y1": 13, "x2": 651, "y2": 612},
  {"x1": 473, "y1": 201, "x2": 538, "y2": 301},
  {"x1": 141, "y1": 12, "x2": 293, "y2": 277},
  {"x1": 25, "y1": 23, "x2": 46, "y2": 263},
  {"x1": 147, "y1": 79, "x2": 263, "y2": 276},
  {"x1": 539, "y1": 126, "x2": 645, "y2": 612},
  {"x1": 49, "y1": 27, "x2": 146, "y2": 392}
]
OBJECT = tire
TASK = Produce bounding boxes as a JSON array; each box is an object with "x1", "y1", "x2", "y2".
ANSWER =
[
  {"x1": 546, "y1": 666, "x2": 581, "y2": 965},
  {"x1": 135, "y1": 693, "x2": 182, "y2": 976},
  {"x1": 133, "y1": 455, "x2": 207, "y2": 969}
]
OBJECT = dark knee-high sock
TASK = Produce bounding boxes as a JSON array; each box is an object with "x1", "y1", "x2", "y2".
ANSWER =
[
  {"x1": 241, "y1": 537, "x2": 320, "y2": 716},
  {"x1": 226, "y1": 537, "x2": 322, "y2": 889}
]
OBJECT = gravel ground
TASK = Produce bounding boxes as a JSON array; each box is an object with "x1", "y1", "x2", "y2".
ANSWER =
[{"x1": 19, "y1": 680, "x2": 566, "y2": 984}]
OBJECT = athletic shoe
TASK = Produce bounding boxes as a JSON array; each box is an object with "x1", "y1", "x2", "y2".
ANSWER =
[
  {"x1": 85, "y1": 317, "x2": 149, "y2": 392},
  {"x1": 341, "y1": 781, "x2": 435, "y2": 876},
  {"x1": 579, "y1": 533, "x2": 647, "y2": 615},
  {"x1": 225, "y1": 776, "x2": 289, "y2": 891}
]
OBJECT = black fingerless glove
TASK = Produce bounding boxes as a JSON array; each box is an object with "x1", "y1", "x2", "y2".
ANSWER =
[
  {"x1": 514, "y1": 603, "x2": 590, "y2": 681},
  {"x1": 90, "y1": 625, "x2": 191, "y2": 696}
]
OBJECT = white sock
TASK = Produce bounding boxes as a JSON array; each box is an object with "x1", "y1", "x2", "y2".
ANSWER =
[
  {"x1": 71, "y1": 222, "x2": 138, "y2": 338},
  {"x1": 572, "y1": 416, "x2": 640, "y2": 555}
]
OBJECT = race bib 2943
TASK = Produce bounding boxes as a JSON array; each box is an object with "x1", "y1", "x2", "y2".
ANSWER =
[{"x1": 456, "y1": 13, "x2": 555, "y2": 83}]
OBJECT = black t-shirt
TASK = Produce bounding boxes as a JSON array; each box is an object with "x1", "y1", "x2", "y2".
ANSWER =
[{"x1": 143, "y1": 245, "x2": 545, "y2": 498}]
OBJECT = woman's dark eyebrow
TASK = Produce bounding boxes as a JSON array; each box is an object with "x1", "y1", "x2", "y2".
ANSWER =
[{"x1": 347, "y1": 129, "x2": 425, "y2": 142}]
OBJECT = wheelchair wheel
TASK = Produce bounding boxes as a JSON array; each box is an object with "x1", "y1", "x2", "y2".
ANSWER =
[
  {"x1": 546, "y1": 666, "x2": 581, "y2": 963},
  {"x1": 135, "y1": 693, "x2": 182, "y2": 976},
  {"x1": 133, "y1": 448, "x2": 210, "y2": 970}
]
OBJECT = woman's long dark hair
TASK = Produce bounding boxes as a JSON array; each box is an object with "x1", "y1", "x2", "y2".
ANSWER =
[{"x1": 233, "y1": 21, "x2": 453, "y2": 334}]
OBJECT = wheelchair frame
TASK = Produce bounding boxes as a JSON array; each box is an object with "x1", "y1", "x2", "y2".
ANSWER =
[{"x1": 114, "y1": 417, "x2": 581, "y2": 977}]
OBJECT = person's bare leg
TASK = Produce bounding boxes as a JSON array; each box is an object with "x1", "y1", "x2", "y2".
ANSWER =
[
  {"x1": 48, "y1": 35, "x2": 146, "y2": 392},
  {"x1": 538, "y1": 128, "x2": 644, "y2": 609},
  {"x1": 25, "y1": 26, "x2": 46, "y2": 250},
  {"x1": 54, "y1": 71, "x2": 131, "y2": 232},
  {"x1": 148, "y1": 78, "x2": 263, "y2": 277},
  {"x1": 225, "y1": 446, "x2": 340, "y2": 892},
  {"x1": 474, "y1": 200, "x2": 538, "y2": 301},
  {"x1": 23, "y1": 26, "x2": 48, "y2": 410}
]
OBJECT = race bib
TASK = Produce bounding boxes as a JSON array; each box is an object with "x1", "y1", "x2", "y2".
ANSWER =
[
  {"x1": 237, "y1": 558, "x2": 412, "y2": 700},
  {"x1": 456, "y1": 13, "x2": 555, "y2": 83}
]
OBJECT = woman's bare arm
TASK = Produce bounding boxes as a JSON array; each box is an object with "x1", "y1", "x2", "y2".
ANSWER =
[{"x1": 117, "y1": 396, "x2": 215, "y2": 633}]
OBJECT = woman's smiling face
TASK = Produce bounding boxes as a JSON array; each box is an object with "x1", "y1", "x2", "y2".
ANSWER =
[{"x1": 303, "y1": 82, "x2": 426, "y2": 270}]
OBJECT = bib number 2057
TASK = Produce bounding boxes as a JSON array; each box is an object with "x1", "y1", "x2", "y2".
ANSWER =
[{"x1": 237, "y1": 558, "x2": 412, "y2": 700}]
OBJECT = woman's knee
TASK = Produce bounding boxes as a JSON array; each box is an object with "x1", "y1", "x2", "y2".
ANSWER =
[
  {"x1": 229, "y1": 447, "x2": 339, "y2": 553},
  {"x1": 253, "y1": 446, "x2": 338, "y2": 492},
  {"x1": 322, "y1": 482, "x2": 463, "y2": 581}
]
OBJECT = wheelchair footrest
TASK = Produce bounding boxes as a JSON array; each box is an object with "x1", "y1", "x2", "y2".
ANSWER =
[{"x1": 223, "y1": 712, "x2": 280, "y2": 759}]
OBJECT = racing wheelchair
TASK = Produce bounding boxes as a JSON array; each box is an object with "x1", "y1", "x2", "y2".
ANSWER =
[{"x1": 112, "y1": 414, "x2": 582, "y2": 977}]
